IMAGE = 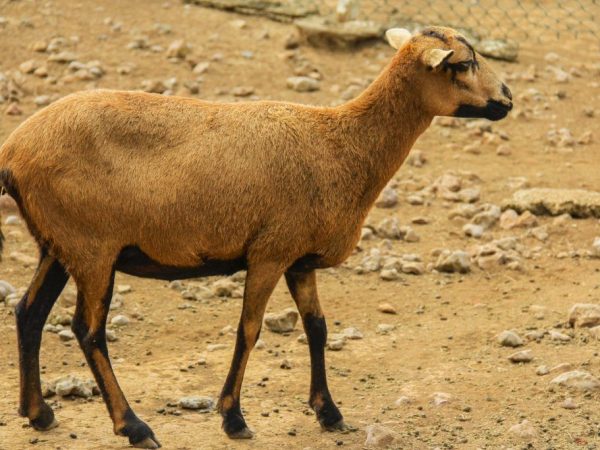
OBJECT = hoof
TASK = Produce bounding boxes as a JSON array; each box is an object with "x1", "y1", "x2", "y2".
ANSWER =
[
  {"x1": 321, "y1": 418, "x2": 348, "y2": 432},
  {"x1": 226, "y1": 427, "x2": 254, "y2": 439},
  {"x1": 133, "y1": 437, "x2": 161, "y2": 449},
  {"x1": 30, "y1": 403, "x2": 58, "y2": 431}
]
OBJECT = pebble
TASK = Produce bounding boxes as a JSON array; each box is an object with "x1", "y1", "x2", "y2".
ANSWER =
[
  {"x1": 264, "y1": 308, "x2": 298, "y2": 333},
  {"x1": 463, "y1": 223, "x2": 484, "y2": 238},
  {"x1": 374, "y1": 187, "x2": 398, "y2": 208},
  {"x1": 536, "y1": 365, "x2": 549, "y2": 376},
  {"x1": 193, "y1": 62, "x2": 210, "y2": 74},
  {"x1": 508, "y1": 420, "x2": 536, "y2": 440},
  {"x1": 376, "y1": 324, "x2": 395, "y2": 334},
  {"x1": 110, "y1": 315, "x2": 130, "y2": 326},
  {"x1": 178, "y1": 396, "x2": 214, "y2": 410},
  {"x1": 0, "y1": 280, "x2": 16, "y2": 301},
  {"x1": 377, "y1": 303, "x2": 397, "y2": 314},
  {"x1": 58, "y1": 330, "x2": 75, "y2": 342},
  {"x1": 549, "y1": 330, "x2": 571, "y2": 342},
  {"x1": 589, "y1": 325, "x2": 600, "y2": 340},
  {"x1": 434, "y1": 250, "x2": 471, "y2": 274},
  {"x1": 401, "y1": 261, "x2": 425, "y2": 275},
  {"x1": 592, "y1": 237, "x2": 600, "y2": 258},
  {"x1": 364, "y1": 424, "x2": 395, "y2": 448},
  {"x1": 550, "y1": 370, "x2": 600, "y2": 391},
  {"x1": 327, "y1": 339, "x2": 345, "y2": 351},
  {"x1": 207, "y1": 343, "x2": 227, "y2": 352},
  {"x1": 497, "y1": 330, "x2": 524, "y2": 347},
  {"x1": 379, "y1": 268, "x2": 400, "y2": 281},
  {"x1": 50, "y1": 375, "x2": 99, "y2": 398},
  {"x1": 568, "y1": 303, "x2": 600, "y2": 328},
  {"x1": 5, "y1": 103, "x2": 22, "y2": 116},
  {"x1": 166, "y1": 40, "x2": 191, "y2": 59},
  {"x1": 106, "y1": 329, "x2": 118, "y2": 342},
  {"x1": 33, "y1": 95, "x2": 51, "y2": 106},
  {"x1": 286, "y1": 76, "x2": 319, "y2": 92},
  {"x1": 508, "y1": 349, "x2": 533, "y2": 363},
  {"x1": 342, "y1": 327, "x2": 363, "y2": 340},
  {"x1": 430, "y1": 392, "x2": 451, "y2": 406},
  {"x1": 211, "y1": 278, "x2": 238, "y2": 297},
  {"x1": 561, "y1": 397, "x2": 578, "y2": 409},
  {"x1": 231, "y1": 86, "x2": 255, "y2": 97}
]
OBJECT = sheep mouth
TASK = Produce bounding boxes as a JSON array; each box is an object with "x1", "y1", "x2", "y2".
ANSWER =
[{"x1": 454, "y1": 100, "x2": 512, "y2": 121}]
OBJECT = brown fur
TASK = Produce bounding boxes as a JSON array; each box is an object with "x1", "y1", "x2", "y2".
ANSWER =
[{"x1": 0, "y1": 26, "x2": 511, "y2": 447}]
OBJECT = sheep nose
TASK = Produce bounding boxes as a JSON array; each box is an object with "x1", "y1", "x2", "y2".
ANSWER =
[{"x1": 501, "y1": 83, "x2": 512, "y2": 101}]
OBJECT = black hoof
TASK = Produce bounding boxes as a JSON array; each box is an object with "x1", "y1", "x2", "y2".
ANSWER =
[
  {"x1": 119, "y1": 410, "x2": 161, "y2": 449},
  {"x1": 315, "y1": 400, "x2": 344, "y2": 431},
  {"x1": 222, "y1": 408, "x2": 253, "y2": 439},
  {"x1": 29, "y1": 403, "x2": 58, "y2": 431}
]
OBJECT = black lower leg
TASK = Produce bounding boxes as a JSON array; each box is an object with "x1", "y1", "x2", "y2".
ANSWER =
[
  {"x1": 304, "y1": 313, "x2": 344, "y2": 429},
  {"x1": 16, "y1": 255, "x2": 69, "y2": 429}
]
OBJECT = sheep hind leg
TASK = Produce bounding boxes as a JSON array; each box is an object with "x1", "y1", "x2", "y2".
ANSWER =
[
  {"x1": 16, "y1": 251, "x2": 69, "y2": 430},
  {"x1": 218, "y1": 261, "x2": 284, "y2": 439},
  {"x1": 71, "y1": 262, "x2": 160, "y2": 449},
  {"x1": 285, "y1": 270, "x2": 346, "y2": 431}
]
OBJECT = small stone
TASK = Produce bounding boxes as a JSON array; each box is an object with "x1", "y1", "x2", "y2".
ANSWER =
[
  {"x1": 434, "y1": 250, "x2": 470, "y2": 274},
  {"x1": 508, "y1": 420, "x2": 536, "y2": 440},
  {"x1": 51, "y1": 375, "x2": 98, "y2": 398},
  {"x1": 48, "y1": 51, "x2": 77, "y2": 63},
  {"x1": 0, "y1": 280, "x2": 16, "y2": 301},
  {"x1": 394, "y1": 396, "x2": 412, "y2": 406},
  {"x1": 211, "y1": 278, "x2": 238, "y2": 297},
  {"x1": 550, "y1": 370, "x2": 600, "y2": 391},
  {"x1": 206, "y1": 343, "x2": 227, "y2": 352},
  {"x1": 589, "y1": 326, "x2": 600, "y2": 340},
  {"x1": 375, "y1": 187, "x2": 398, "y2": 208},
  {"x1": 3, "y1": 215, "x2": 20, "y2": 225},
  {"x1": 561, "y1": 397, "x2": 578, "y2": 409},
  {"x1": 549, "y1": 330, "x2": 571, "y2": 342},
  {"x1": 110, "y1": 315, "x2": 130, "y2": 326},
  {"x1": 178, "y1": 396, "x2": 214, "y2": 410},
  {"x1": 342, "y1": 327, "x2": 363, "y2": 340},
  {"x1": 232, "y1": 86, "x2": 255, "y2": 97},
  {"x1": 377, "y1": 303, "x2": 397, "y2": 314},
  {"x1": 264, "y1": 308, "x2": 299, "y2": 333},
  {"x1": 497, "y1": 330, "x2": 523, "y2": 347},
  {"x1": 592, "y1": 238, "x2": 600, "y2": 258},
  {"x1": 286, "y1": 76, "x2": 319, "y2": 92},
  {"x1": 5, "y1": 103, "x2": 22, "y2": 116},
  {"x1": 568, "y1": 303, "x2": 600, "y2": 328},
  {"x1": 193, "y1": 62, "x2": 210, "y2": 74},
  {"x1": 401, "y1": 261, "x2": 425, "y2": 275},
  {"x1": 430, "y1": 392, "x2": 451, "y2": 406},
  {"x1": 364, "y1": 424, "x2": 395, "y2": 448},
  {"x1": 376, "y1": 324, "x2": 395, "y2": 334},
  {"x1": 280, "y1": 358, "x2": 293, "y2": 369},
  {"x1": 376, "y1": 217, "x2": 404, "y2": 240},
  {"x1": 166, "y1": 40, "x2": 191, "y2": 59},
  {"x1": 19, "y1": 59, "x2": 39, "y2": 74},
  {"x1": 536, "y1": 365, "x2": 550, "y2": 376},
  {"x1": 463, "y1": 223, "x2": 484, "y2": 238},
  {"x1": 327, "y1": 339, "x2": 345, "y2": 351},
  {"x1": 379, "y1": 268, "x2": 400, "y2": 281},
  {"x1": 33, "y1": 95, "x2": 51, "y2": 106},
  {"x1": 508, "y1": 349, "x2": 533, "y2": 363},
  {"x1": 106, "y1": 329, "x2": 118, "y2": 342},
  {"x1": 58, "y1": 330, "x2": 75, "y2": 342}
]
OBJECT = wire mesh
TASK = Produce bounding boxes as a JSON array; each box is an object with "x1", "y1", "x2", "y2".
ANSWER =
[{"x1": 318, "y1": 0, "x2": 599, "y2": 42}]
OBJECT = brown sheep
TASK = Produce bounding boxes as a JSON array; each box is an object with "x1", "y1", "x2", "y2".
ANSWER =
[{"x1": 0, "y1": 26, "x2": 512, "y2": 448}]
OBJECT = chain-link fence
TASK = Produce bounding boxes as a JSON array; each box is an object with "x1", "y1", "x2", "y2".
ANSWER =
[{"x1": 320, "y1": 0, "x2": 599, "y2": 42}]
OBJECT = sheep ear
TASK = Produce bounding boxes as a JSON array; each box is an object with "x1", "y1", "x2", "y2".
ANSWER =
[
  {"x1": 421, "y1": 48, "x2": 454, "y2": 70},
  {"x1": 386, "y1": 28, "x2": 412, "y2": 50}
]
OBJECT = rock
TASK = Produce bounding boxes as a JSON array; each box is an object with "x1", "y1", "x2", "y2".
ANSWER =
[
  {"x1": 48, "y1": 51, "x2": 78, "y2": 63},
  {"x1": 394, "y1": 396, "x2": 412, "y2": 406},
  {"x1": 364, "y1": 423, "x2": 395, "y2": 448},
  {"x1": 327, "y1": 339, "x2": 344, "y2": 351},
  {"x1": 264, "y1": 308, "x2": 298, "y2": 333},
  {"x1": 211, "y1": 278, "x2": 238, "y2": 297},
  {"x1": 58, "y1": 330, "x2": 75, "y2": 342},
  {"x1": 0, "y1": 280, "x2": 16, "y2": 301},
  {"x1": 430, "y1": 392, "x2": 451, "y2": 406},
  {"x1": 463, "y1": 223, "x2": 484, "y2": 238},
  {"x1": 508, "y1": 349, "x2": 533, "y2": 363},
  {"x1": 231, "y1": 86, "x2": 255, "y2": 97},
  {"x1": 185, "y1": 0, "x2": 318, "y2": 22},
  {"x1": 297, "y1": 333, "x2": 308, "y2": 344},
  {"x1": 295, "y1": 16, "x2": 383, "y2": 49},
  {"x1": 500, "y1": 209, "x2": 537, "y2": 229},
  {"x1": 4, "y1": 214, "x2": 20, "y2": 225},
  {"x1": 166, "y1": 40, "x2": 191, "y2": 59},
  {"x1": 377, "y1": 303, "x2": 397, "y2": 314},
  {"x1": 550, "y1": 370, "x2": 600, "y2": 391},
  {"x1": 407, "y1": 149, "x2": 426, "y2": 167},
  {"x1": 376, "y1": 323, "x2": 395, "y2": 334},
  {"x1": 475, "y1": 39, "x2": 518, "y2": 62},
  {"x1": 376, "y1": 217, "x2": 404, "y2": 240},
  {"x1": 401, "y1": 261, "x2": 425, "y2": 275},
  {"x1": 286, "y1": 76, "x2": 319, "y2": 92},
  {"x1": 206, "y1": 343, "x2": 227, "y2": 352},
  {"x1": 178, "y1": 396, "x2": 214, "y2": 410},
  {"x1": 110, "y1": 315, "x2": 130, "y2": 326},
  {"x1": 508, "y1": 420, "x2": 536, "y2": 440},
  {"x1": 106, "y1": 329, "x2": 118, "y2": 342},
  {"x1": 592, "y1": 237, "x2": 600, "y2": 258},
  {"x1": 561, "y1": 397, "x2": 578, "y2": 409},
  {"x1": 589, "y1": 326, "x2": 600, "y2": 340},
  {"x1": 51, "y1": 375, "x2": 98, "y2": 398},
  {"x1": 379, "y1": 268, "x2": 400, "y2": 281},
  {"x1": 375, "y1": 187, "x2": 398, "y2": 208},
  {"x1": 5, "y1": 103, "x2": 22, "y2": 116},
  {"x1": 503, "y1": 188, "x2": 600, "y2": 218},
  {"x1": 497, "y1": 330, "x2": 523, "y2": 347},
  {"x1": 342, "y1": 327, "x2": 363, "y2": 340},
  {"x1": 19, "y1": 59, "x2": 39, "y2": 74},
  {"x1": 360, "y1": 248, "x2": 382, "y2": 272},
  {"x1": 193, "y1": 61, "x2": 210, "y2": 74},
  {"x1": 434, "y1": 250, "x2": 470, "y2": 274},
  {"x1": 568, "y1": 303, "x2": 600, "y2": 328},
  {"x1": 536, "y1": 365, "x2": 549, "y2": 376},
  {"x1": 549, "y1": 330, "x2": 571, "y2": 342}
]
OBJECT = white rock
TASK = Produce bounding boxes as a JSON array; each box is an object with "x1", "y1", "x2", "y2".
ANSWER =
[
  {"x1": 342, "y1": 327, "x2": 363, "y2": 340},
  {"x1": 568, "y1": 303, "x2": 600, "y2": 328},
  {"x1": 376, "y1": 324, "x2": 395, "y2": 334},
  {"x1": 497, "y1": 330, "x2": 523, "y2": 347},
  {"x1": 0, "y1": 280, "x2": 16, "y2": 301},
  {"x1": 550, "y1": 370, "x2": 600, "y2": 391},
  {"x1": 286, "y1": 76, "x2": 319, "y2": 92},
  {"x1": 591, "y1": 237, "x2": 600, "y2": 258},
  {"x1": 430, "y1": 392, "x2": 451, "y2": 406},
  {"x1": 207, "y1": 343, "x2": 227, "y2": 352},
  {"x1": 375, "y1": 187, "x2": 398, "y2": 208},
  {"x1": 508, "y1": 420, "x2": 536, "y2": 440},
  {"x1": 549, "y1": 330, "x2": 571, "y2": 342},
  {"x1": 434, "y1": 250, "x2": 471, "y2": 273},
  {"x1": 264, "y1": 308, "x2": 298, "y2": 333},
  {"x1": 58, "y1": 329, "x2": 75, "y2": 342},
  {"x1": 463, "y1": 223, "x2": 484, "y2": 238},
  {"x1": 327, "y1": 339, "x2": 344, "y2": 351},
  {"x1": 51, "y1": 375, "x2": 98, "y2": 398},
  {"x1": 178, "y1": 396, "x2": 214, "y2": 410},
  {"x1": 379, "y1": 268, "x2": 400, "y2": 281},
  {"x1": 561, "y1": 397, "x2": 578, "y2": 409},
  {"x1": 110, "y1": 315, "x2": 130, "y2": 326},
  {"x1": 364, "y1": 424, "x2": 395, "y2": 448},
  {"x1": 4, "y1": 214, "x2": 21, "y2": 225},
  {"x1": 508, "y1": 349, "x2": 533, "y2": 363}
]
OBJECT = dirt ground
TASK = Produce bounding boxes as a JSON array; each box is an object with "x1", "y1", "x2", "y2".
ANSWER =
[{"x1": 1, "y1": 1, "x2": 600, "y2": 449}]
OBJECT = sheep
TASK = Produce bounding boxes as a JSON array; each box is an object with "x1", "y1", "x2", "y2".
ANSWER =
[{"x1": 0, "y1": 26, "x2": 512, "y2": 448}]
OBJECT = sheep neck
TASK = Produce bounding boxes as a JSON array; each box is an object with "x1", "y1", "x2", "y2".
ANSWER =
[{"x1": 338, "y1": 52, "x2": 433, "y2": 211}]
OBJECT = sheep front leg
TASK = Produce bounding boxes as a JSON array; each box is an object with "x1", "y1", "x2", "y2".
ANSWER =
[
  {"x1": 72, "y1": 264, "x2": 160, "y2": 449},
  {"x1": 285, "y1": 270, "x2": 345, "y2": 431},
  {"x1": 218, "y1": 262, "x2": 284, "y2": 439}
]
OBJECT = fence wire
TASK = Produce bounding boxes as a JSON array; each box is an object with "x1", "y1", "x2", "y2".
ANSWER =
[{"x1": 319, "y1": 0, "x2": 599, "y2": 42}]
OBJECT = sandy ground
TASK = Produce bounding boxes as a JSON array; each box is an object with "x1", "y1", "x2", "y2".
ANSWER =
[{"x1": 1, "y1": 1, "x2": 600, "y2": 449}]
